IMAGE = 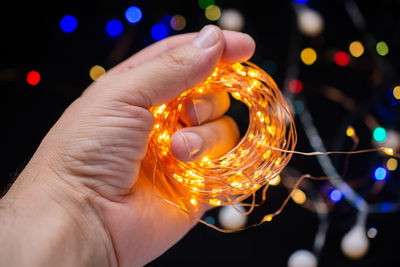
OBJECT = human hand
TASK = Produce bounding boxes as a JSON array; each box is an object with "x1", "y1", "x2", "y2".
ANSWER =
[{"x1": 0, "y1": 25, "x2": 255, "y2": 267}]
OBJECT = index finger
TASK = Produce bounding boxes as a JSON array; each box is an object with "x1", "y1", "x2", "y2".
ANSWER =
[{"x1": 107, "y1": 29, "x2": 255, "y2": 75}]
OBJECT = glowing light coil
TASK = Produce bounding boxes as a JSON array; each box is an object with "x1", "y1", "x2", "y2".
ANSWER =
[{"x1": 146, "y1": 62, "x2": 297, "y2": 214}]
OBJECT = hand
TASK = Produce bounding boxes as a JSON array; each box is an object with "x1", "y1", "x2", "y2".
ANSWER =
[{"x1": 0, "y1": 25, "x2": 255, "y2": 267}]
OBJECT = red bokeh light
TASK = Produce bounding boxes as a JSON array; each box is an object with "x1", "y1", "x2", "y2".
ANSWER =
[
  {"x1": 26, "y1": 70, "x2": 40, "y2": 86},
  {"x1": 334, "y1": 51, "x2": 350, "y2": 66},
  {"x1": 289, "y1": 79, "x2": 303, "y2": 94}
]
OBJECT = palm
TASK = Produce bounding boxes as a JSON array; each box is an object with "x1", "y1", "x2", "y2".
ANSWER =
[{"x1": 99, "y1": 167, "x2": 201, "y2": 267}]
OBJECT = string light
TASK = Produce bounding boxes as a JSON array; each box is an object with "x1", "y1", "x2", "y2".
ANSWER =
[
  {"x1": 125, "y1": 6, "x2": 142, "y2": 24},
  {"x1": 151, "y1": 24, "x2": 168, "y2": 41},
  {"x1": 145, "y1": 62, "x2": 398, "y2": 232},
  {"x1": 205, "y1": 5, "x2": 221, "y2": 21},
  {"x1": 349, "y1": 41, "x2": 364, "y2": 57},
  {"x1": 198, "y1": 0, "x2": 214, "y2": 9},
  {"x1": 106, "y1": 19, "x2": 123, "y2": 37},
  {"x1": 334, "y1": 51, "x2": 350, "y2": 66},
  {"x1": 26, "y1": 70, "x2": 40, "y2": 86},
  {"x1": 170, "y1": 15, "x2": 186, "y2": 31},
  {"x1": 60, "y1": 15, "x2": 78, "y2": 33},
  {"x1": 89, "y1": 65, "x2": 106, "y2": 81},
  {"x1": 387, "y1": 158, "x2": 398, "y2": 171},
  {"x1": 376, "y1": 41, "x2": 389, "y2": 56},
  {"x1": 300, "y1": 48, "x2": 317, "y2": 65},
  {"x1": 329, "y1": 189, "x2": 343, "y2": 202},
  {"x1": 374, "y1": 167, "x2": 387, "y2": 181},
  {"x1": 373, "y1": 127, "x2": 387, "y2": 142},
  {"x1": 289, "y1": 79, "x2": 303, "y2": 94},
  {"x1": 393, "y1": 86, "x2": 400, "y2": 100},
  {"x1": 146, "y1": 62, "x2": 296, "y2": 227}
]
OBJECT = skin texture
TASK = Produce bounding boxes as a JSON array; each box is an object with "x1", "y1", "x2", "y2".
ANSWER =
[{"x1": 0, "y1": 25, "x2": 255, "y2": 267}]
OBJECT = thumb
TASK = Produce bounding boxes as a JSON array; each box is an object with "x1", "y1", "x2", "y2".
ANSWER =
[
  {"x1": 34, "y1": 25, "x2": 226, "y2": 200},
  {"x1": 97, "y1": 25, "x2": 225, "y2": 107}
]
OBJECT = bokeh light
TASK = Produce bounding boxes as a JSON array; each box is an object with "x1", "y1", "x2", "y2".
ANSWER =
[
  {"x1": 300, "y1": 47, "x2": 317, "y2": 65},
  {"x1": 289, "y1": 79, "x2": 303, "y2": 94},
  {"x1": 374, "y1": 167, "x2": 387, "y2": 181},
  {"x1": 292, "y1": 189, "x2": 306, "y2": 204},
  {"x1": 349, "y1": 41, "x2": 364, "y2": 57},
  {"x1": 151, "y1": 24, "x2": 168, "y2": 41},
  {"x1": 393, "y1": 86, "x2": 400, "y2": 100},
  {"x1": 367, "y1": 227, "x2": 378, "y2": 239},
  {"x1": 329, "y1": 189, "x2": 343, "y2": 202},
  {"x1": 170, "y1": 15, "x2": 186, "y2": 31},
  {"x1": 294, "y1": 0, "x2": 309, "y2": 3},
  {"x1": 203, "y1": 216, "x2": 215, "y2": 225},
  {"x1": 205, "y1": 5, "x2": 221, "y2": 21},
  {"x1": 346, "y1": 126, "x2": 355, "y2": 137},
  {"x1": 387, "y1": 158, "x2": 398, "y2": 171},
  {"x1": 373, "y1": 127, "x2": 387, "y2": 142},
  {"x1": 292, "y1": 100, "x2": 304, "y2": 115},
  {"x1": 60, "y1": 15, "x2": 78, "y2": 33},
  {"x1": 218, "y1": 9, "x2": 245, "y2": 31},
  {"x1": 125, "y1": 6, "x2": 142, "y2": 24},
  {"x1": 198, "y1": 0, "x2": 214, "y2": 9},
  {"x1": 334, "y1": 51, "x2": 350, "y2": 66},
  {"x1": 26, "y1": 70, "x2": 40, "y2": 86},
  {"x1": 376, "y1": 41, "x2": 389, "y2": 56},
  {"x1": 269, "y1": 175, "x2": 281, "y2": 186},
  {"x1": 106, "y1": 19, "x2": 123, "y2": 37},
  {"x1": 386, "y1": 88, "x2": 399, "y2": 106},
  {"x1": 380, "y1": 202, "x2": 391, "y2": 212},
  {"x1": 89, "y1": 65, "x2": 106, "y2": 81}
]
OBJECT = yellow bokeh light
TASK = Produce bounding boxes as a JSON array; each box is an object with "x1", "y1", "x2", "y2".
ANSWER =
[
  {"x1": 349, "y1": 41, "x2": 364, "y2": 58},
  {"x1": 89, "y1": 65, "x2": 106, "y2": 81},
  {"x1": 346, "y1": 126, "x2": 355, "y2": 137},
  {"x1": 393, "y1": 86, "x2": 400, "y2": 100},
  {"x1": 269, "y1": 175, "x2": 281, "y2": 186},
  {"x1": 300, "y1": 47, "x2": 317, "y2": 65},
  {"x1": 205, "y1": 5, "x2": 221, "y2": 21},
  {"x1": 387, "y1": 158, "x2": 398, "y2": 171},
  {"x1": 292, "y1": 189, "x2": 306, "y2": 204},
  {"x1": 170, "y1": 15, "x2": 186, "y2": 31}
]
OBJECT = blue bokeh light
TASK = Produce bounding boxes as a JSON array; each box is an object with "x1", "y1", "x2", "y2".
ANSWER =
[
  {"x1": 374, "y1": 167, "x2": 388, "y2": 181},
  {"x1": 294, "y1": 0, "x2": 308, "y2": 3},
  {"x1": 329, "y1": 189, "x2": 343, "y2": 202},
  {"x1": 203, "y1": 216, "x2": 215, "y2": 225},
  {"x1": 151, "y1": 24, "x2": 168, "y2": 41},
  {"x1": 125, "y1": 6, "x2": 142, "y2": 24},
  {"x1": 380, "y1": 202, "x2": 392, "y2": 213},
  {"x1": 60, "y1": 15, "x2": 78, "y2": 33},
  {"x1": 106, "y1": 19, "x2": 124, "y2": 37}
]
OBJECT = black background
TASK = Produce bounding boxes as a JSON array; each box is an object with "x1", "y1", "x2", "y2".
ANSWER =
[{"x1": 1, "y1": 0, "x2": 400, "y2": 266}]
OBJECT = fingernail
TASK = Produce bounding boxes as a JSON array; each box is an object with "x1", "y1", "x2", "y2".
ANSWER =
[
  {"x1": 180, "y1": 132, "x2": 203, "y2": 158},
  {"x1": 192, "y1": 25, "x2": 219, "y2": 49},
  {"x1": 192, "y1": 98, "x2": 212, "y2": 125}
]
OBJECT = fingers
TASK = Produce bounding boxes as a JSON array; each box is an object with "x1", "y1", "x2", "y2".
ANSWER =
[
  {"x1": 107, "y1": 28, "x2": 255, "y2": 75},
  {"x1": 107, "y1": 25, "x2": 225, "y2": 107},
  {"x1": 180, "y1": 91, "x2": 230, "y2": 126},
  {"x1": 170, "y1": 116, "x2": 240, "y2": 162}
]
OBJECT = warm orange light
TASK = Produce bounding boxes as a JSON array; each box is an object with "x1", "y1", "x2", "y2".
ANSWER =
[{"x1": 147, "y1": 62, "x2": 296, "y2": 217}]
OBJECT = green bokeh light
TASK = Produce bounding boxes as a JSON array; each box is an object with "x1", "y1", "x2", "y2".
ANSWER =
[
  {"x1": 373, "y1": 127, "x2": 387, "y2": 142},
  {"x1": 376, "y1": 41, "x2": 389, "y2": 56},
  {"x1": 198, "y1": 0, "x2": 214, "y2": 9}
]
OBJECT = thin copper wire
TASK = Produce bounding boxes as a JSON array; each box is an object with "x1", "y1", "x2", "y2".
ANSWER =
[{"x1": 144, "y1": 62, "x2": 398, "y2": 232}]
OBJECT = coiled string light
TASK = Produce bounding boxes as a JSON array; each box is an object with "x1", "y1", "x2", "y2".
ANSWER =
[{"x1": 145, "y1": 62, "x2": 398, "y2": 232}]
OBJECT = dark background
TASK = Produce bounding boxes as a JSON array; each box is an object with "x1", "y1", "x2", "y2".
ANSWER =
[{"x1": 1, "y1": 0, "x2": 400, "y2": 266}]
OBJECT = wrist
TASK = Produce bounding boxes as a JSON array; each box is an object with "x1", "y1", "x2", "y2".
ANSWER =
[{"x1": 0, "y1": 164, "x2": 117, "y2": 267}]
